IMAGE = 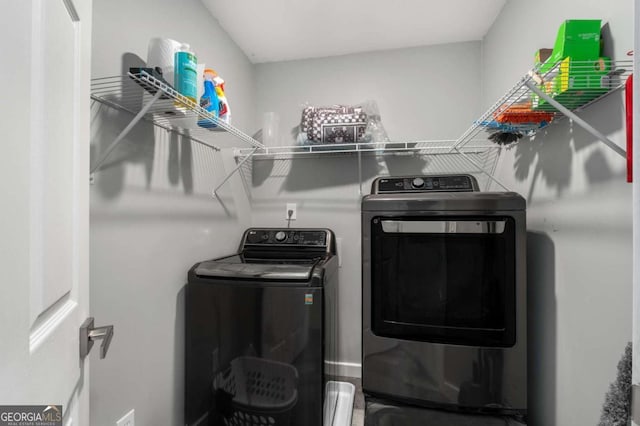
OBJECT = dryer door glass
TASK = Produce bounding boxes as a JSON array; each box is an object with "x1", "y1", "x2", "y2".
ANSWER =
[{"x1": 371, "y1": 216, "x2": 516, "y2": 347}]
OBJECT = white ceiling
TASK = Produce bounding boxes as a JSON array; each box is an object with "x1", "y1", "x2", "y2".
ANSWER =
[{"x1": 201, "y1": 0, "x2": 507, "y2": 63}]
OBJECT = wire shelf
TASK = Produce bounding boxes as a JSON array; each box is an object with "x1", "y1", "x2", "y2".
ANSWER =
[
  {"x1": 235, "y1": 140, "x2": 497, "y2": 158},
  {"x1": 92, "y1": 58, "x2": 631, "y2": 194},
  {"x1": 90, "y1": 72, "x2": 264, "y2": 151},
  {"x1": 234, "y1": 139, "x2": 508, "y2": 191},
  {"x1": 454, "y1": 59, "x2": 633, "y2": 151}
]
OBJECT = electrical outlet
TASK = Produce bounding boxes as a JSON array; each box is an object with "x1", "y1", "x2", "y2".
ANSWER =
[
  {"x1": 116, "y1": 409, "x2": 134, "y2": 426},
  {"x1": 286, "y1": 203, "x2": 297, "y2": 220}
]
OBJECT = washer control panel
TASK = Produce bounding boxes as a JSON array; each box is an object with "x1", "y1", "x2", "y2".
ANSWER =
[
  {"x1": 374, "y1": 175, "x2": 478, "y2": 193},
  {"x1": 243, "y1": 229, "x2": 328, "y2": 247}
]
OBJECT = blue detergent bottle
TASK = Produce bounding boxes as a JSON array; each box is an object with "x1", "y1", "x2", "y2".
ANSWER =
[{"x1": 197, "y1": 69, "x2": 220, "y2": 129}]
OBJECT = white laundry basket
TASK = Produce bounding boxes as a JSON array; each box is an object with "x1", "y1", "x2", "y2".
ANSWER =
[{"x1": 214, "y1": 356, "x2": 299, "y2": 426}]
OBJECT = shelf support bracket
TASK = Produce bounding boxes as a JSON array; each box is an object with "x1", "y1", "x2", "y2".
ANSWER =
[
  {"x1": 357, "y1": 148, "x2": 363, "y2": 196},
  {"x1": 90, "y1": 90, "x2": 163, "y2": 174},
  {"x1": 212, "y1": 148, "x2": 258, "y2": 198},
  {"x1": 524, "y1": 81, "x2": 626, "y2": 158}
]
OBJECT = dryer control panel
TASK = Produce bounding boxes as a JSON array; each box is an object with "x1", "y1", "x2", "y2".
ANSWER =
[{"x1": 373, "y1": 175, "x2": 479, "y2": 194}]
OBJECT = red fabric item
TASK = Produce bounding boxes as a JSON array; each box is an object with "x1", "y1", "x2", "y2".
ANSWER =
[{"x1": 626, "y1": 75, "x2": 633, "y2": 182}]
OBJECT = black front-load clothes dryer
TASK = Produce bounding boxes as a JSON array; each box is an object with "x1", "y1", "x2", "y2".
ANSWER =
[
  {"x1": 185, "y1": 228, "x2": 339, "y2": 426},
  {"x1": 361, "y1": 175, "x2": 527, "y2": 419}
]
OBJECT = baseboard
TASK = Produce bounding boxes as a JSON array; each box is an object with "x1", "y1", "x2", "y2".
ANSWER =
[{"x1": 324, "y1": 360, "x2": 362, "y2": 378}]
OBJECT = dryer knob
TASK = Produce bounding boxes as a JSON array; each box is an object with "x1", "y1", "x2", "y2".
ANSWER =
[
  {"x1": 275, "y1": 231, "x2": 287, "y2": 242},
  {"x1": 412, "y1": 177, "x2": 425, "y2": 188}
]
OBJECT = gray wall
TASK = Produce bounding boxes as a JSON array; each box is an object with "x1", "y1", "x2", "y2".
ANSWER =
[
  {"x1": 89, "y1": 1, "x2": 256, "y2": 425},
  {"x1": 251, "y1": 42, "x2": 483, "y2": 375},
  {"x1": 482, "y1": 1, "x2": 633, "y2": 425}
]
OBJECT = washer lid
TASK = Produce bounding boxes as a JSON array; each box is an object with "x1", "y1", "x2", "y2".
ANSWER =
[{"x1": 194, "y1": 255, "x2": 320, "y2": 281}]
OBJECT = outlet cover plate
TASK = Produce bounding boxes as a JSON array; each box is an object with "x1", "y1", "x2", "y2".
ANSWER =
[{"x1": 116, "y1": 409, "x2": 134, "y2": 426}]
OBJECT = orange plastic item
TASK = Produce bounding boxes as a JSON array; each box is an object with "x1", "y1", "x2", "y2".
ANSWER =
[{"x1": 495, "y1": 102, "x2": 554, "y2": 124}]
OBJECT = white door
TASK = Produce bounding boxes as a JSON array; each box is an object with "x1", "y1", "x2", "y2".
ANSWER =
[{"x1": 0, "y1": 0, "x2": 92, "y2": 424}]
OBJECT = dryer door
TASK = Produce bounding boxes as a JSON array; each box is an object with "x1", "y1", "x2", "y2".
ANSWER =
[{"x1": 370, "y1": 216, "x2": 516, "y2": 347}]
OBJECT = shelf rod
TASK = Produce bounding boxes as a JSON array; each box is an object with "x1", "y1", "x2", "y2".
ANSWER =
[
  {"x1": 212, "y1": 148, "x2": 258, "y2": 198},
  {"x1": 524, "y1": 81, "x2": 626, "y2": 158},
  {"x1": 90, "y1": 90, "x2": 163, "y2": 174}
]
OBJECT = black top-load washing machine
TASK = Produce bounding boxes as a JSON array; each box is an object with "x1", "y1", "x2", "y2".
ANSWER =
[{"x1": 185, "y1": 228, "x2": 339, "y2": 426}]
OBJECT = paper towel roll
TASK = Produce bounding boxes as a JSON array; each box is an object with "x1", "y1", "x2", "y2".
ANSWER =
[
  {"x1": 196, "y1": 63, "x2": 205, "y2": 101},
  {"x1": 147, "y1": 37, "x2": 182, "y2": 86}
]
